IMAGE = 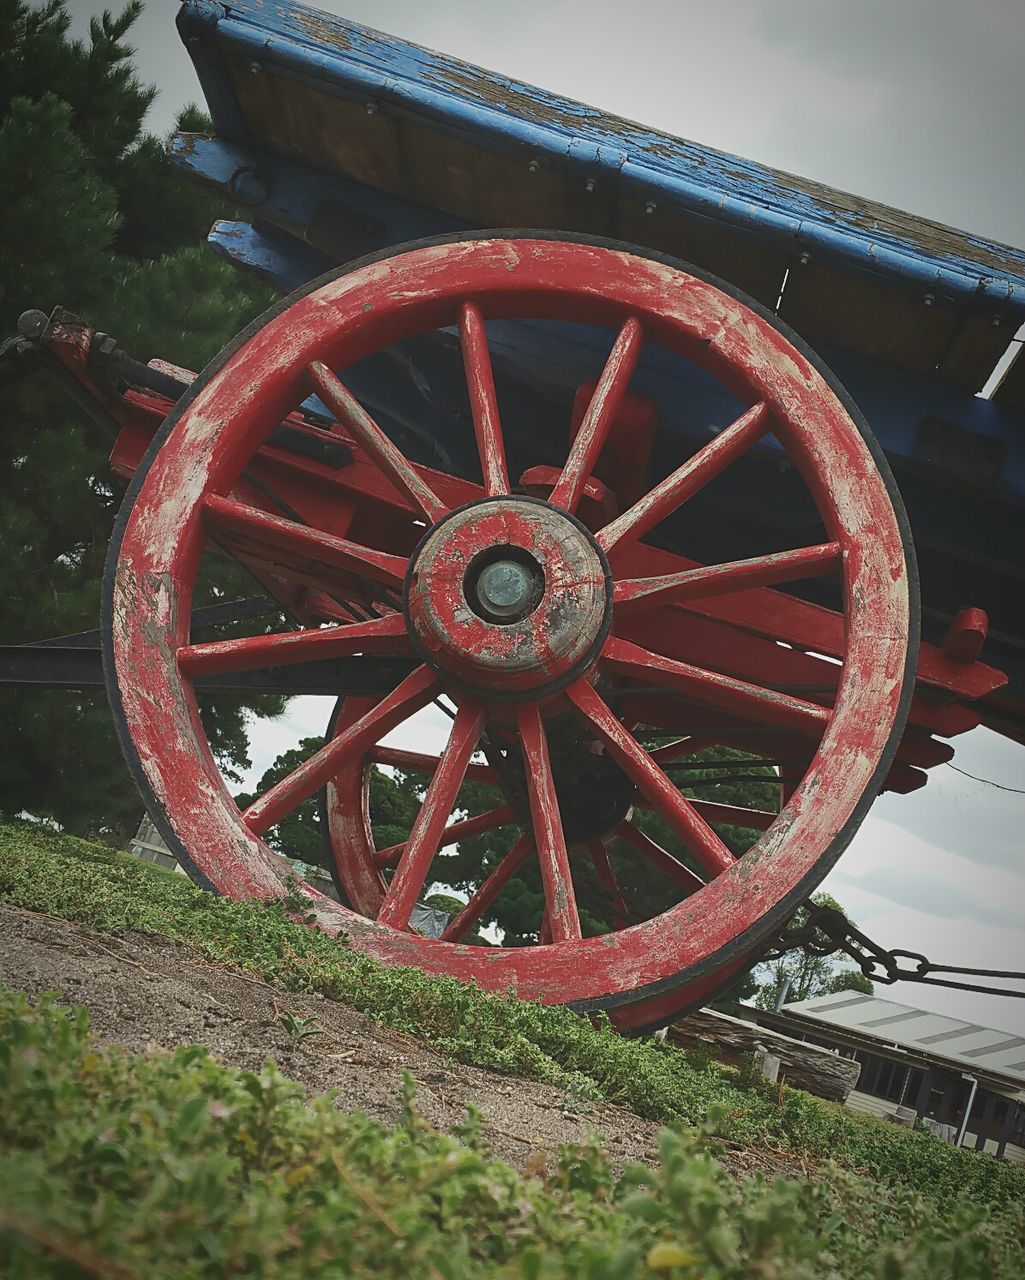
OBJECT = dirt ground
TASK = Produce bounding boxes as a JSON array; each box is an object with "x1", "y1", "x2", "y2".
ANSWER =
[{"x1": 0, "y1": 904, "x2": 798, "y2": 1181}]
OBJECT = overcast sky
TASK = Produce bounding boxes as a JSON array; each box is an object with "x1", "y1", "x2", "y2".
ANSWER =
[{"x1": 65, "y1": 0, "x2": 1025, "y2": 1033}]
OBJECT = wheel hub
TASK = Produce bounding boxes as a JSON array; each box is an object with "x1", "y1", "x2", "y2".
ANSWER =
[
  {"x1": 471, "y1": 554, "x2": 544, "y2": 623},
  {"x1": 405, "y1": 496, "x2": 612, "y2": 700}
]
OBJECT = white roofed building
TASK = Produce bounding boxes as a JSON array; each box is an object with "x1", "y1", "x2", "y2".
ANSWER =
[{"x1": 754, "y1": 992, "x2": 1025, "y2": 1162}]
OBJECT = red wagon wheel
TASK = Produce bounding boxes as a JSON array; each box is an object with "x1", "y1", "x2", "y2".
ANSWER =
[{"x1": 104, "y1": 232, "x2": 916, "y2": 1031}]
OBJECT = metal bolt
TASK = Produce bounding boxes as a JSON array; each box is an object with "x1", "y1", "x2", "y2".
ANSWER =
[
  {"x1": 92, "y1": 333, "x2": 119, "y2": 359},
  {"x1": 248, "y1": 60, "x2": 261, "y2": 75},
  {"x1": 924, "y1": 293, "x2": 935, "y2": 307},
  {"x1": 799, "y1": 251, "x2": 811, "y2": 266},
  {"x1": 527, "y1": 159, "x2": 541, "y2": 174},
  {"x1": 16, "y1": 309, "x2": 49, "y2": 340},
  {"x1": 365, "y1": 102, "x2": 377, "y2": 116},
  {"x1": 644, "y1": 201, "x2": 657, "y2": 215},
  {"x1": 584, "y1": 178, "x2": 597, "y2": 193},
  {"x1": 476, "y1": 560, "x2": 538, "y2": 620}
]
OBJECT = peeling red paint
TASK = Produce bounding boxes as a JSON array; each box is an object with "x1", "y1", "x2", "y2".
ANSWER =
[
  {"x1": 406, "y1": 499, "x2": 607, "y2": 698},
  {"x1": 106, "y1": 236, "x2": 924, "y2": 1026}
]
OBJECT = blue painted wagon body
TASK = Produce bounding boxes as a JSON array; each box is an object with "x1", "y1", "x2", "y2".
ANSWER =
[{"x1": 173, "y1": 0, "x2": 1025, "y2": 737}]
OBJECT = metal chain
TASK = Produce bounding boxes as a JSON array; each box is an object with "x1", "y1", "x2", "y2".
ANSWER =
[{"x1": 763, "y1": 905, "x2": 1025, "y2": 999}]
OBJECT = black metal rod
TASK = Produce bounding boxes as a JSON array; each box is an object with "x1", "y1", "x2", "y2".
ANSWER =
[
  {"x1": 27, "y1": 596, "x2": 281, "y2": 650},
  {"x1": 0, "y1": 647, "x2": 414, "y2": 697}
]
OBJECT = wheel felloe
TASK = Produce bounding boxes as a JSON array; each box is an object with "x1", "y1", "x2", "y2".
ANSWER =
[{"x1": 105, "y1": 231, "x2": 915, "y2": 1031}]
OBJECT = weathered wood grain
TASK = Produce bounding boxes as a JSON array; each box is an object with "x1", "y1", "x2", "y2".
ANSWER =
[{"x1": 667, "y1": 1008, "x2": 862, "y2": 1102}]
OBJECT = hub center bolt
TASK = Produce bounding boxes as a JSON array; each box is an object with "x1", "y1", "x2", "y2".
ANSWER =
[{"x1": 474, "y1": 558, "x2": 541, "y2": 621}]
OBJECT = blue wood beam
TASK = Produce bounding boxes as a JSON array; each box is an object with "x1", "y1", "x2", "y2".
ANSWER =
[
  {"x1": 174, "y1": 133, "x2": 1025, "y2": 505},
  {"x1": 177, "y1": 0, "x2": 1025, "y2": 317}
]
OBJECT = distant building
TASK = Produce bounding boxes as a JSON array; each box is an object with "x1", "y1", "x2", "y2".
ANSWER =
[
  {"x1": 755, "y1": 991, "x2": 1025, "y2": 1161},
  {"x1": 129, "y1": 814, "x2": 344, "y2": 897},
  {"x1": 126, "y1": 815, "x2": 451, "y2": 936},
  {"x1": 129, "y1": 815, "x2": 188, "y2": 874}
]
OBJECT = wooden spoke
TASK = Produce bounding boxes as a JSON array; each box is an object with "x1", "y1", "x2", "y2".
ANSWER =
[
  {"x1": 377, "y1": 702, "x2": 487, "y2": 930},
  {"x1": 549, "y1": 316, "x2": 644, "y2": 514},
  {"x1": 204, "y1": 494, "x2": 408, "y2": 597},
  {"x1": 614, "y1": 542, "x2": 843, "y2": 613},
  {"x1": 308, "y1": 361, "x2": 448, "y2": 523},
  {"x1": 631, "y1": 790, "x2": 777, "y2": 833},
  {"x1": 242, "y1": 665, "x2": 438, "y2": 835},
  {"x1": 588, "y1": 842, "x2": 631, "y2": 927},
  {"x1": 178, "y1": 613, "x2": 410, "y2": 679},
  {"x1": 459, "y1": 302, "x2": 509, "y2": 496},
  {"x1": 615, "y1": 820, "x2": 706, "y2": 895},
  {"x1": 567, "y1": 679, "x2": 734, "y2": 878},
  {"x1": 602, "y1": 635, "x2": 830, "y2": 735},
  {"x1": 598, "y1": 402, "x2": 770, "y2": 555},
  {"x1": 368, "y1": 744, "x2": 499, "y2": 787},
  {"x1": 518, "y1": 704, "x2": 581, "y2": 942},
  {"x1": 375, "y1": 803, "x2": 514, "y2": 867},
  {"x1": 104, "y1": 230, "x2": 916, "y2": 1036},
  {"x1": 440, "y1": 835, "x2": 533, "y2": 943}
]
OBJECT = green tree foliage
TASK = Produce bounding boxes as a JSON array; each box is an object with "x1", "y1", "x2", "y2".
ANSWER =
[
  {"x1": 233, "y1": 738, "x2": 329, "y2": 871},
  {"x1": 753, "y1": 892, "x2": 874, "y2": 1010},
  {"x1": 0, "y1": 2, "x2": 279, "y2": 840},
  {"x1": 366, "y1": 766, "x2": 424, "y2": 853},
  {"x1": 819, "y1": 966, "x2": 875, "y2": 996},
  {"x1": 436, "y1": 742, "x2": 780, "y2": 945},
  {"x1": 234, "y1": 737, "x2": 424, "y2": 875},
  {"x1": 255, "y1": 728, "x2": 782, "y2": 948}
]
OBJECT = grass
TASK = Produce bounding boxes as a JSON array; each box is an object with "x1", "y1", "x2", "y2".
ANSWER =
[
  {"x1": 2, "y1": 988, "x2": 1023, "y2": 1279},
  {"x1": 2, "y1": 814, "x2": 1025, "y2": 1251}
]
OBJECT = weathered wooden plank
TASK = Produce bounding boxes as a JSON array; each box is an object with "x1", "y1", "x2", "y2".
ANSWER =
[
  {"x1": 618, "y1": 190, "x2": 787, "y2": 308},
  {"x1": 780, "y1": 261, "x2": 1013, "y2": 392},
  {"x1": 186, "y1": 0, "x2": 1025, "y2": 308},
  {"x1": 666, "y1": 1008, "x2": 862, "y2": 1102},
  {"x1": 936, "y1": 314, "x2": 1019, "y2": 393},
  {"x1": 177, "y1": 0, "x2": 1025, "y2": 396}
]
